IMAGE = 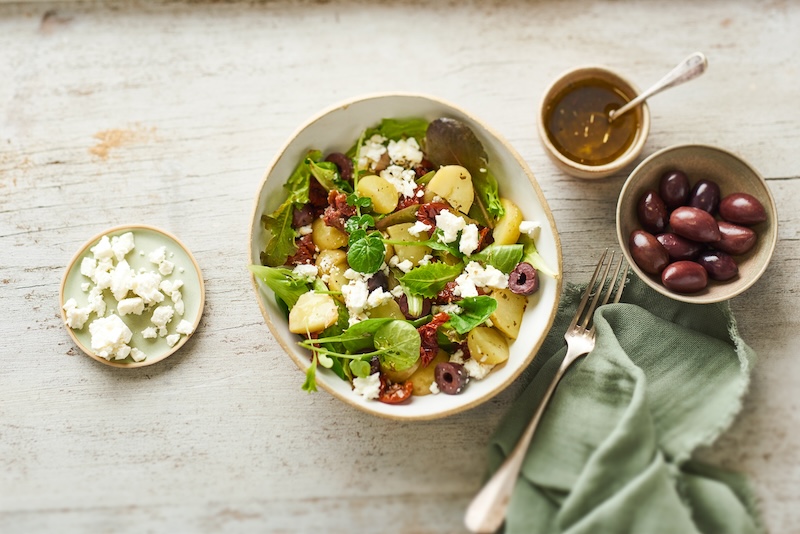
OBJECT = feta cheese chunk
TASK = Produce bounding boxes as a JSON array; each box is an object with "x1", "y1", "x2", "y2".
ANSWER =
[
  {"x1": 90, "y1": 235, "x2": 114, "y2": 260},
  {"x1": 158, "y1": 260, "x2": 175, "y2": 276},
  {"x1": 132, "y1": 271, "x2": 164, "y2": 305},
  {"x1": 117, "y1": 297, "x2": 145, "y2": 316},
  {"x1": 459, "y1": 224, "x2": 480, "y2": 256},
  {"x1": 141, "y1": 327, "x2": 158, "y2": 339},
  {"x1": 130, "y1": 347, "x2": 148, "y2": 362},
  {"x1": 175, "y1": 319, "x2": 194, "y2": 335},
  {"x1": 109, "y1": 260, "x2": 134, "y2": 301},
  {"x1": 63, "y1": 298, "x2": 91, "y2": 329},
  {"x1": 435, "y1": 210, "x2": 466, "y2": 244},
  {"x1": 151, "y1": 305, "x2": 175, "y2": 330},
  {"x1": 407, "y1": 221, "x2": 432, "y2": 237},
  {"x1": 380, "y1": 165, "x2": 418, "y2": 198},
  {"x1": 454, "y1": 261, "x2": 509, "y2": 297},
  {"x1": 111, "y1": 232, "x2": 135, "y2": 261},
  {"x1": 148, "y1": 246, "x2": 167, "y2": 265},
  {"x1": 519, "y1": 220, "x2": 541, "y2": 238},
  {"x1": 353, "y1": 373, "x2": 382, "y2": 400},
  {"x1": 387, "y1": 137, "x2": 423, "y2": 166},
  {"x1": 80, "y1": 257, "x2": 97, "y2": 278},
  {"x1": 292, "y1": 263, "x2": 319, "y2": 283},
  {"x1": 89, "y1": 314, "x2": 132, "y2": 360},
  {"x1": 358, "y1": 134, "x2": 388, "y2": 170},
  {"x1": 165, "y1": 334, "x2": 181, "y2": 348},
  {"x1": 463, "y1": 358, "x2": 494, "y2": 380}
]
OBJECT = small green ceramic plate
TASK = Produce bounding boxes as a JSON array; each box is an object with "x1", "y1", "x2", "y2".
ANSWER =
[{"x1": 60, "y1": 225, "x2": 205, "y2": 367}]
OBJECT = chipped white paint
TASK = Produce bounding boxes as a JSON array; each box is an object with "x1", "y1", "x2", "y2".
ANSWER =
[{"x1": 1, "y1": 1, "x2": 799, "y2": 532}]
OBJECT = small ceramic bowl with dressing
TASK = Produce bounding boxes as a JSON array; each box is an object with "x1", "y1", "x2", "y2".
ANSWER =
[{"x1": 538, "y1": 66, "x2": 651, "y2": 179}]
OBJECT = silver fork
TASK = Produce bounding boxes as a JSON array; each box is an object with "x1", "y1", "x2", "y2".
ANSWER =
[{"x1": 464, "y1": 249, "x2": 629, "y2": 534}]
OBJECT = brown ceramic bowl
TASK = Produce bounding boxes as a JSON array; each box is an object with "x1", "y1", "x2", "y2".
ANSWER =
[
  {"x1": 617, "y1": 144, "x2": 778, "y2": 303},
  {"x1": 538, "y1": 66, "x2": 651, "y2": 179}
]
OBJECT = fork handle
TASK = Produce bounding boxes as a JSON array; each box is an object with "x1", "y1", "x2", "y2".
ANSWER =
[{"x1": 464, "y1": 352, "x2": 576, "y2": 533}]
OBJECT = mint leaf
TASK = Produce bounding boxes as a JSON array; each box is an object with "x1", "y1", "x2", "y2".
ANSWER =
[
  {"x1": 374, "y1": 320, "x2": 421, "y2": 372},
  {"x1": 249, "y1": 265, "x2": 310, "y2": 308},
  {"x1": 446, "y1": 296, "x2": 498, "y2": 335},
  {"x1": 470, "y1": 244, "x2": 523, "y2": 273},
  {"x1": 400, "y1": 262, "x2": 463, "y2": 298}
]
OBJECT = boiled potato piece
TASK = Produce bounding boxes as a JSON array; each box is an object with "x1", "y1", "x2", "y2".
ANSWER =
[
  {"x1": 467, "y1": 326, "x2": 509, "y2": 365},
  {"x1": 315, "y1": 249, "x2": 349, "y2": 299},
  {"x1": 386, "y1": 223, "x2": 432, "y2": 265},
  {"x1": 357, "y1": 174, "x2": 398, "y2": 214},
  {"x1": 489, "y1": 289, "x2": 527, "y2": 340},
  {"x1": 492, "y1": 198, "x2": 523, "y2": 245},
  {"x1": 425, "y1": 165, "x2": 474, "y2": 214},
  {"x1": 311, "y1": 218, "x2": 348, "y2": 250},
  {"x1": 366, "y1": 298, "x2": 405, "y2": 320},
  {"x1": 288, "y1": 292, "x2": 339, "y2": 334},
  {"x1": 408, "y1": 350, "x2": 449, "y2": 396}
]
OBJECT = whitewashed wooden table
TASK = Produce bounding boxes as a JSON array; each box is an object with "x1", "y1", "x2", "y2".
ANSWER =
[{"x1": 1, "y1": 1, "x2": 798, "y2": 532}]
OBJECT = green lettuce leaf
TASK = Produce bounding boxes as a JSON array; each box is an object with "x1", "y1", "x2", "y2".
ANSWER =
[
  {"x1": 446, "y1": 296, "x2": 498, "y2": 335},
  {"x1": 249, "y1": 264, "x2": 310, "y2": 308},
  {"x1": 400, "y1": 262, "x2": 464, "y2": 298}
]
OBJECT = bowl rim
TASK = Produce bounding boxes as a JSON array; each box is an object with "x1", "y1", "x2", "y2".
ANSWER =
[
  {"x1": 616, "y1": 142, "x2": 778, "y2": 304},
  {"x1": 248, "y1": 91, "x2": 563, "y2": 420},
  {"x1": 537, "y1": 65, "x2": 651, "y2": 179}
]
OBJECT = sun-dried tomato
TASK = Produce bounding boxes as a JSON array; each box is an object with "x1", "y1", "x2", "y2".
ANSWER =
[
  {"x1": 396, "y1": 186, "x2": 425, "y2": 210},
  {"x1": 435, "y1": 281, "x2": 459, "y2": 304},
  {"x1": 416, "y1": 202, "x2": 451, "y2": 228},
  {"x1": 378, "y1": 379, "x2": 413, "y2": 404},
  {"x1": 418, "y1": 312, "x2": 450, "y2": 367},
  {"x1": 414, "y1": 158, "x2": 435, "y2": 178},
  {"x1": 286, "y1": 234, "x2": 316, "y2": 266},
  {"x1": 475, "y1": 226, "x2": 494, "y2": 253},
  {"x1": 323, "y1": 190, "x2": 356, "y2": 231}
]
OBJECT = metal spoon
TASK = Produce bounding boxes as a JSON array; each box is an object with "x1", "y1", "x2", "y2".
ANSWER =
[{"x1": 608, "y1": 52, "x2": 708, "y2": 122}]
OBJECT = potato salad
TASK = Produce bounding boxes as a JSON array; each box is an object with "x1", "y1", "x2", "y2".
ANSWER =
[{"x1": 251, "y1": 117, "x2": 555, "y2": 404}]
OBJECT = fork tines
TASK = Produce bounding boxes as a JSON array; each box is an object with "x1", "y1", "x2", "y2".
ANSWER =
[{"x1": 571, "y1": 249, "x2": 629, "y2": 333}]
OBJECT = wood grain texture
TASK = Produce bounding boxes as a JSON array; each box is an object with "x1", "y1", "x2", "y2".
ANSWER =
[{"x1": 1, "y1": 0, "x2": 798, "y2": 532}]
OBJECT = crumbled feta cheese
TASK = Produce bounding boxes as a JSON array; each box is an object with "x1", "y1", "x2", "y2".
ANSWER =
[
  {"x1": 464, "y1": 358, "x2": 494, "y2": 380},
  {"x1": 390, "y1": 285, "x2": 405, "y2": 298},
  {"x1": 342, "y1": 273, "x2": 370, "y2": 325},
  {"x1": 111, "y1": 232, "x2": 135, "y2": 261},
  {"x1": 418, "y1": 254, "x2": 433, "y2": 266},
  {"x1": 80, "y1": 257, "x2": 97, "y2": 278},
  {"x1": 130, "y1": 347, "x2": 147, "y2": 362},
  {"x1": 353, "y1": 372, "x2": 382, "y2": 400},
  {"x1": 292, "y1": 263, "x2": 319, "y2": 282},
  {"x1": 429, "y1": 381, "x2": 441, "y2": 395},
  {"x1": 298, "y1": 224, "x2": 313, "y2": 236},
  {"x1": 435, "y1": 210, "x2": 466, "y2": 243},
  {"x1": 454, "y1": 261, "x2": 509, "y2": 297},
  {"x1": 158, "y1": 260, "x2": 175, "y2": 276},
  {"x1": 407, "y1": 221, "x2": 432, "y2": 237},
  {"x1": 450, "y1": 349, "x2": 465, "y2": 365},
  {"x1": 366, "y1": 287, "x2": 393, "y2": 308},
  {"x1": 165, "y1": 334, "x2": 181, "y2": 347},
  {"x1": 397, "y1": 259, "x2": 414, "y2": 273},
  {"x1": 63, "y1": 298, "x2": 91, "y2": 329},
  {"x1": 90, "y1": 235, "x2": 113, "y2": 260},
  {"x1": 132, "y1": 271, "x2": 164, "y2": 305},
  {"x1": 387, "y1": 137, "x2": 423, "y2": 166},
  {"x1": 148, "y1": 246, "x2": 167, "y2": 265},
  {"x1": 519, "y1": 220, "x2": 541, "y2": 238},
  {"x1": 380, "y1": 165, "x2": 418, "y2": 198},
  {"x1": 109, "y1": 260, "x2": 134, "y2": 301},
  {"x1": 175, "y1": 319, "x2": 193, "y2": 335},
  {"x1": 117, "y1": 297, "x2": 145, "y2": 316},
  {"x1": 433, "y1": 303, "x2": 463, "y2": 316},
  {"x1": 151, "y1": 305, "x2": 175, "y2": 330},
  {"x1": 113, "y1": 344, "x2": 132, "y2": 361},
  {"x1": 358, "y1": 134, "x2": 388, "y2": 170},
  {"x1": 459, "y1": 224, "x2": 480, "y2": 256},
  {"x1": 160, "y1": 279, "x2": 183, "y2": 294},
  {"x1": 88, "y1": 314, "x2": 132, "y2": 360},
  {"x1": 174, "y1": 299, "x2": 185, "y2": 316},
  {"x1": 80, "y1": 282, "x2": 90, "y2": 292},
  {"x1": 87, "y1": 286, "x2": 106, "y2": 316},
  {"x1": 141, "y1": 327, "x2": 158, "y2": 339}
]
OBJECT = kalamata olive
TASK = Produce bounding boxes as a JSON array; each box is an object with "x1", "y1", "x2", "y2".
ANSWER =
[
  {"x1": 629, "y1": 230, "x2": 670, "y2": 275},
  {"x1": 637, "y1": 190, "x2": 668, "y2": 234},
  {"x1": 714, "y1": 221, "x2": 757, "y2": 255},
  {"x1": 719, "y1": 193, "x2": 767, "y2": 225},
  {"x1": 369, "y1": 356, "x2": 381, "y2": 376},
  {"x1": 669, "y1": 206, "x2": 721, "y2": 243},
  {"x1": 688, "y1": 179, "x2": 721, "y2": 214},
  {"x1": 661, "y1": 261, "x2": 708, "y2": 293},
  {"x1": 367, "y1": 271, "x2": 389, "y2": 293},
  {"x1": 397, "y1": 293, "x2": 432, "y2": 319},
  {"x1": 324, "y1": 152, "x2": 354, "y2": 183},
  {"x1": 508, "y1": 262, "x2": 539, "y2": 295},
  {"x1": 655, "y1": 232, "x2": 703, "y2": 261},
  {"x1": 659, "y1": 170, "x2": 690, "y2": 209},
  {"x1": 434, "y1": 362, "x2": 469, "y2": 395},
  {"x1": 697, "y1": 250, "x2": 739, "y2": 281},
  {"x1": 292, "y1": 204, "x2": 315, "y2": 227}
]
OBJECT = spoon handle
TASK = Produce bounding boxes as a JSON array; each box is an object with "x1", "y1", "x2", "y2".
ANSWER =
[{"x1": 609, "y1": 52, "x2": 708, "y2": 122}]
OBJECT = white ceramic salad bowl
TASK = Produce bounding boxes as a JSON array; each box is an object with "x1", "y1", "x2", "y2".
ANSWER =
[{"x1": 249, "y1": 93, "x2": 562, "y2": 420}]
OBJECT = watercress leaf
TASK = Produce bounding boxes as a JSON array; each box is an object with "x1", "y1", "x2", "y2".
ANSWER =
[
  {"x1": 400, "y1": 262, "x2": 464, "y2": 298},
  {"x1": 347, "y1": 233, "x2": 385, "y2": 274},
  {"x1": 308, "y1": 318, "x2": 394, "y2": 353},
  {"x1": 261, "y1": 197, "x2": 298, "y2": 267},
  {"x1": 365, "y1": 118, "x2": 430, "y2": 142},
  {"x1": 348, "y1": 227, "x2": 367, "y2": 243},
  {"x1": 446, "y1": 296, "x2": 498, "y2": 335},
  {"x1": 249, "y1": 264, "x2": 310, "y2": 308},
  {"x1": 301, "y1": 354, "x2": 318, "y2": 393},
  {"x1": 521, "y1": 237, "x2": 559, "y2": 279},
  {"x1": 373, "y1": 320, "x2": 421, "y2": 372},
  {"x1": 470, "y1": 244, "x2": 524, "y2": 273},
  {"x1": 307, "y1": 159, "x2": 339, "y2": 192},
  {"x1": 349, "y1": 359, "x2": 372, "y2": 379},
  {"x1": 285, "y1": 149, "x2": 320, "y2": 204}
]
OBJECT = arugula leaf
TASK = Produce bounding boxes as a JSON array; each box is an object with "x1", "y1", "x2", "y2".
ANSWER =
[
  {"x1": 365, "y1": 118, "x2": 430, "y2": 142},
  {"x1": 400, "y1": 262, "x2": 463, "y2": 298},
  {"x1": 307, "y1": 159, "x2": 339, "y2": 191},
  {"x1": 347, "y1": 231, "x2": 385, "y2": 274},
  {"x1": 521, "y1": 237, "x2": 559, "y2": 279},
  {"x1": 470, "y1": 244, "x2": 524, "y2": 273},
  {"x1": 249, "y1": 265, "x2": 310, "y2": 308},
  {"x1": 446, "y1": 296, "x2": 498, "y2": 335},
  {"x1": 373, "y1": 320, "x2": 421, "y2": 372}
]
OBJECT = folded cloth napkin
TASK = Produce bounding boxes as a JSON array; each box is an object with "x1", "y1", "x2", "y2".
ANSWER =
[{"x1": 488, "y1": 273, "x2": 763, "y2": 534}]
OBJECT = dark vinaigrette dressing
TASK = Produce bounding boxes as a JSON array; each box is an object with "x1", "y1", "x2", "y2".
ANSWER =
[{"x1": 545, "y1": 79, "x2": 638, "y2": 166}]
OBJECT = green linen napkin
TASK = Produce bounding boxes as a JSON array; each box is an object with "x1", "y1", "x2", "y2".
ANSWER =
[{"x1": 488, "y1": 273, "x2": 763, "y2": 534}]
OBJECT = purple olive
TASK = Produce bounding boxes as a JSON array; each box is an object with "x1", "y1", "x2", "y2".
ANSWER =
[
  {"x1": 714, "y1": 221, "x2": 757, "y2": 255},
  {"x1": 629, "y1": 230, "x2": 669, "y2": 275},
  {"x1": 367, "y1": 271, "x2": 389, "y2": 293},
  {"x1": 508, "y1": 262, "x2": 539, "y2": 295},
  {"x1": 637, "y1": 190, "x2": 668, "y2": 234},
  {"x1": 662, "y1": 261, "x2": 708, "y2": 293},
  {"x1": 324, "y1": 152, "x2": 353, "y2": 183},
  {"x1": 435, "y1": 362, "x2": 469, "y2": 395},
  {"x1": 292, "y1": 204, "x2": 315, "y2": 227},
  {"x1": 697, "y1": 250, "x2": 739, "y2": 281},
  {"x1": 719, "y1": 193, "x2": 767, "y2": 226},
  {"x1": 397, "y1": 294, "x2": 432, "y2": 319},
  {"x1": 659, "y1": 170, "x2": 690, "y2": 209},
  {"x1": 669, "y1": 206, "x2": 721, "y2": 243},
  {"x1": 688, "y1": 179, "x2": 721, "y2": 214},
  {"x1": 656, "y1": 232, "x2": 703, "y2": 261}
]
